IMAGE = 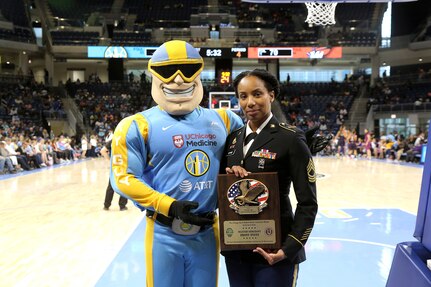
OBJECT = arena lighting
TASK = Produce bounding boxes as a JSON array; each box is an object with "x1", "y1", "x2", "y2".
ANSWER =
[{"x1": 391, "y1": 114, "x2": 397, "y2": 119}]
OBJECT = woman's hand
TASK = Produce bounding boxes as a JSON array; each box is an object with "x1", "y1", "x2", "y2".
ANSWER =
[
  {"x1": 253, "y1": 247, "x2": 287, "y2": 265},
  {"x1": 225, "y1": 165, "x2": 250, "y2": 178}
]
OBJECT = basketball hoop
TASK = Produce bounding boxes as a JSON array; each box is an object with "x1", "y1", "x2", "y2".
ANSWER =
[{"x1": 305, "y1": 2, "x2": 338, "y2": 26}]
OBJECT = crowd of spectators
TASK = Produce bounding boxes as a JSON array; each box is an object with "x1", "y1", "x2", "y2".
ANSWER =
[
  {"x1": 1, "y1": 71, "x2": 429, "y2": 176},
  {"x1": 64, "y1": 73, "x2": 152, "y2": 144},
  {"x1": 367, "y1": 76, "x2": 431, "y2": 112},
  {"x1": 0, "y1": 117, "x2": 95, "y2": 175},
  {"x1": 278, "y1": 80, "x2": 356, "y2": 135},
  {"x1": 316, "y1": 126, "x2": 427, "y2": 164},
  {"x1": 0, "y1": 81, "x2": 66, "y2": 121}
]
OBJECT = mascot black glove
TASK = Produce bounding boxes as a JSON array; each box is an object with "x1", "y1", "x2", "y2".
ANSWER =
[
  {"x1": 305, "y1": 125, "x2": 333, "y2": 154},
  {"x1": 169, "y1": 201, "x2": 214, "y2": 227}
]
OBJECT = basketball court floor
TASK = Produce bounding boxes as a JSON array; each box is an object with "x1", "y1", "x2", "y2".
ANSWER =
[{"x1": 0, "y1": 156, "x2": 423, "y2": 287}]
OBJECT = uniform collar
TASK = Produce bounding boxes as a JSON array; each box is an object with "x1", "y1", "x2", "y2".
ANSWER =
[
  {"x1": 245, "y1": 113, "x2": 273, "y2": 138},
  {"x1": 243, "y1": 114, "x2": 277, "y2": 157}
]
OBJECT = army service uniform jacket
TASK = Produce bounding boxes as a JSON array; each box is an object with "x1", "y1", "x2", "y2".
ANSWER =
[{"x1": 221, "y1": 116, "x2": 318, "y2": 265}]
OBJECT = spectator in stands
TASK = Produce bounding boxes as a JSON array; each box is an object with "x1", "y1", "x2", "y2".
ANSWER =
[
  {"x1": 80, "y1": 135, "x2": 88, "y2": 159},
  {"x1": 415, "y1": 132, "x2": 425, "y2": 146},
  {"x1": 414, "y1": 98, "x2": 423, "y2": 106},
  {"x1": 0, "y1": 141, "x2": 23, "y2": 171},
  {"x1": 0, "y1": 156, "x2": 5, "y2": 175},
  {"x1": 0, "y1": 140, "x2": 31, "y2": 170},
  {"x1": 406, "y1": 141, "x2": 423, "y2": 163},
  {"x1": 33, "y1": 138, "x2": 47, "y2": 167},
  {"x1": 395, "y1": 135, "x2": 407, "y2": 162},
  {"x1": 0, "y1": 155, "x2": 17, "y2": 174},
  {"x1": 339, "y1": 103, "x2": 348, "y2": 119},
  {"x1": 55, "y1": 135, "x2": 73, "y2": 162},
  {"x1": 87, "y1": 134, "x2": 98, "y2": 157},
  {"x1": 371, "y1": 137, "x2": 380, "y2": 159},
  {"x1": 356, "y1": 138, "x2": 365, "y2": 157},
  {"x1": 384, "y1": 138, "x2": 395, "y2": 160},
  {"x1": 42, "y1": 128, "x2": 50, "y2": 139},
  {"x1": 375, "y1": 137, "x2": 386, "y2": 159},
  {"x1": 23, "y1": 139, "x2": 44, "y2": 167}
]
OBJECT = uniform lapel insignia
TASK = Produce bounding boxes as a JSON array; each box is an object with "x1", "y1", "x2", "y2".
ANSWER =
[
  {"x1": 229, "y1": 137, "x2": 237, "y2": 150},
  {"x1": 252, "y1": 149, "x2": 277, "y2": 159}
]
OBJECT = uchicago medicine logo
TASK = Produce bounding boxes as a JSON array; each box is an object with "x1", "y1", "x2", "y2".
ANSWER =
[{"x1": 173, "y1": 135, "x2": 184, "y2": 148}]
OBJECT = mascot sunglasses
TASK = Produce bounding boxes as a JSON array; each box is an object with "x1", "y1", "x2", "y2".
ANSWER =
[{"x1": 148, "y1": 61, "x2": 204, "y2": 83}]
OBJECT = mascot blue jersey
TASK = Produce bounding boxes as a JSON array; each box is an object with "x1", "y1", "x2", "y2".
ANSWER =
[{"x1": 110, "y1": 106, "x2": 243, "y2": 215}]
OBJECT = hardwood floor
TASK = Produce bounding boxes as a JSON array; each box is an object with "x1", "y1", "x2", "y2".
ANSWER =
[{"x1": 0, "y1": 157, "x2": 423, "y2": 287}]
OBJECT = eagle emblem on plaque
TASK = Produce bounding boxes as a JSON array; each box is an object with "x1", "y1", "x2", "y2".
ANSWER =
[{"x1": 227, "y1": 179, "x2": 269, "y2": 215}]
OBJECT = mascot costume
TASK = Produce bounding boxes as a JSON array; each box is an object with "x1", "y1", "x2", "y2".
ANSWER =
[
  {"x1": 110, "y1": 40, "x2": 243, "y2": 287},
  {"x1": 110, "y1": 40, "x2": 330, "y2": 287}
]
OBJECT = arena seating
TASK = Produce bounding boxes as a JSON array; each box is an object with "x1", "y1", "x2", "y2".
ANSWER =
[
  {"x1": 47, "y1": 0, "x2": 114, "y2": 27},
  {"x1": 0, "y1": 1, "x2": 30, "y2": 27},
  {"x1": 51, "y1": 31, "x2": 100, "y2": 46}
]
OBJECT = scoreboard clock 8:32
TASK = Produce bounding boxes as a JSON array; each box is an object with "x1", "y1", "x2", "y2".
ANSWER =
[{"x1": 199, "y1": 47, "x2": 247, "y2": 58}]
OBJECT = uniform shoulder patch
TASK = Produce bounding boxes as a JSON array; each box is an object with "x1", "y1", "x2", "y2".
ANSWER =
[
  {"x1": 279, "y1": 123, "x2": 296, "y2": 133},
  {"x1": 307, "y1": 158, "x2": 316, "y2": 183}
]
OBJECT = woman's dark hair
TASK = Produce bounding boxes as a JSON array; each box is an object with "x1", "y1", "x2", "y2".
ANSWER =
[{"x1": 233, "y1": 69, "x2": 280, "y2": 98}]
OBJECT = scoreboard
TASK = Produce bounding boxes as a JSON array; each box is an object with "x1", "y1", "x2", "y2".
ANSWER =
[
  {"x1": 198, "y1": 47, "x2": 248, "y2": 59},
  {"x1": 248, "y1": 46, "x2": 342, "y2": 59},
  {"x1": 88, "y1": 46, "x2": 341, "y2": 59}
]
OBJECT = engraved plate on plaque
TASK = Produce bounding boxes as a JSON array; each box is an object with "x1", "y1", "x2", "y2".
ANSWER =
[{"x1": 224, "y1": 220, "x2": 276, "y2": 245}]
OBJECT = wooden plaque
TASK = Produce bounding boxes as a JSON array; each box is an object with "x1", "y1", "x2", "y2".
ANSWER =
[{"x1": 217, "y1": 172, "x2": 281, "y2": 251}]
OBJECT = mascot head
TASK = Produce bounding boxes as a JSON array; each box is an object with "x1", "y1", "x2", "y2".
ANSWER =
[{"x1": 148, "y1": 40, "x2": 204, "y2": 115}]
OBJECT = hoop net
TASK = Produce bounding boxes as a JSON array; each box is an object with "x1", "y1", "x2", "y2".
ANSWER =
[{"x1": 305, "y1": 2, "x2": 338, "y2": 26}]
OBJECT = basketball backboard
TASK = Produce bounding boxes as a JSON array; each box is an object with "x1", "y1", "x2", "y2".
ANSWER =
[{"x1": 208, "y1": 91, "x2": 240, "y2": 112}]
